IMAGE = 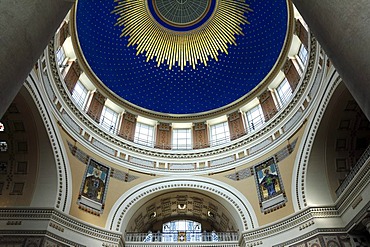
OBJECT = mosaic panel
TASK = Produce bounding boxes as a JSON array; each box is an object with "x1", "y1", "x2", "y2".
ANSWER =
[
  {"x1": 254, "y1": 157, "x2": 287, "y2": 213},
  {"x1": 78, "y1": 159, "x2": 110, "y2": 214}
]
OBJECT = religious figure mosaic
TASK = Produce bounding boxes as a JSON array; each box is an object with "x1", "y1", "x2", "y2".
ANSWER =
[
  {"x1": 113, "y1": 0, "x2": 251, "y2": 70},
  {"x1": 78, "y1": 159, "x2": 110, "y2": 214},
  {"x1": 254, "y1": 157, "x2": 287, "y2": 212}
]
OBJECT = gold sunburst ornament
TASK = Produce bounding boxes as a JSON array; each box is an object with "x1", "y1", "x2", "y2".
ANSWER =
[{"x1": 113, "y1": 0, "x2": 251, "y2": 70}]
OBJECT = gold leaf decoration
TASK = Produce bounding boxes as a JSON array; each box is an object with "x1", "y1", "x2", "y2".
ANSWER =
[{"x1": 113, "y1": 0, "x2": 251, "y2": 70}]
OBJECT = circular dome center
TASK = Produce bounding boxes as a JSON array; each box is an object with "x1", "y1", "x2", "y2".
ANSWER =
[{"x1": 153, "y1": 0, "x2": 211, "y2": 26}]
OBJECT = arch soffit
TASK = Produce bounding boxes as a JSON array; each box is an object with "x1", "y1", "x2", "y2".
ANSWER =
[
  {"x1": 106, "y1": 176, "x2": 258, "y2": 233},
  {"x1": 291, "y1": 71, "x2": 341, "y2": 211},
  {"x1": 24, "y1": 73, "x2": 73, "y2": 213}
]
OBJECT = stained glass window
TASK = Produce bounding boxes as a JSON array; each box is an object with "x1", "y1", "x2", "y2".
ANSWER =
[{"x1": 162, "y1": 220, "x2": 201, "y2": 242}]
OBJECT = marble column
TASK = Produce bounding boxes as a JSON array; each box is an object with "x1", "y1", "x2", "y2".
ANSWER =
[
  {"x1": 292, "y1": 0, "x2": 370, "y2": 120},
  {"x1": 0, "y1": 0, "x2": 74, "y2": 118}
]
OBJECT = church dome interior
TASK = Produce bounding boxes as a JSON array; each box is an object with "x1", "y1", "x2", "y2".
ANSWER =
[{"x1": 0, "y1": 0, "x2": 369, "y2": 246}]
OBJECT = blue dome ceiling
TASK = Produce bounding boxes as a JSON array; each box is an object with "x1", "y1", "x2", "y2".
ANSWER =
[{"x1": 75, "y1": 0, "x2": 289, "y2": 115}]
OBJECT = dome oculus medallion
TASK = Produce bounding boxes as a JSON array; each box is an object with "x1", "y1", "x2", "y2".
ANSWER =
[
  {"x1": 75, "y1": 0, "x2": 290, "y2": 115},
  {"x1": 151, "y1": 0, "x2": 212, "y2": 27},
  {"x1": 113, "y1": 0, "x2": 250, "y2": 70}
]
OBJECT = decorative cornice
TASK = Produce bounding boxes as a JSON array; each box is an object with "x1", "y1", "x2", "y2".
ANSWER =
[
  {"x1": 0, "y1": 208, "x2": 121, "y2": 244},
  {"x1": 124, "y1": 243, "x2": 238, "y2": 247},
  {"x1": 272, "y1": 230, "x2": 348, "y2": 247},
  {"x1": 0, "y1": 203, "x2": 367, "y2": 246},
  {"x1": 240, "y1": 207, "x2": 339, "y2": 243},
  {"x1": 44, "y1": 34, "x2": 318, "y2": 168},
  {"x1": 0, "y1": 230, "x2": 86, "y2": 247},
  {"x1": 51, "y1": 210, "x2": 120, "y2": 242}
]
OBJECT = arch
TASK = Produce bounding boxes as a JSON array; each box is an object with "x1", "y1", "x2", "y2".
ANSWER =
[
  {"x1": 106, "y1": 176, "x2": 258, "y2": 233},
  {"x1": 24, "y1": 72, "x2": 73, "y2": 212},
  {"x1": 292, "y1": 70, "x2": 341, "y2": 211}
]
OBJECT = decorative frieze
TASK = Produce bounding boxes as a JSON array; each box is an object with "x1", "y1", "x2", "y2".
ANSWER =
[
  {"x1": 226, "y1": 167, "x2": 252, "y2": 181},
  {"x1": 118, "y1": 112, "x2": 137, "y2": 141},
  {"x1": 87, "y1": 91, "x2": 106, "y2": 123},
  {"x1": 259, "y1": 90, "x2": 278, "y2": 121},
  {"x1": 277, "y1": 234, "x2": 351, "y2": 247},
  {"x1": 274, "y1": 138, "x2": 297, "y2": 162},
  {"x1": 193, "y1": 122, "x2": 209, "y2": 149},
  {"x1": 67, "y1": 141, "x2": 138, "y2": 183},
  {"x1": 0, "y1": 208, "x2": 122, "y2": 245},
  {"x1": 226, "y1": 139, "x2": 297, "y2": 181},
  {"x1": 155, "y1": 123, "x2": 172, "y2": 150},
  {"x1": 283, "y1": 58, "x2": 301, "y2": 91},
  {"x1": 228, "y1": 111, "x2": 246, "y2": 140},
  {"x1": 64, "y1": 60, "x2": 82, "y2": 93}
]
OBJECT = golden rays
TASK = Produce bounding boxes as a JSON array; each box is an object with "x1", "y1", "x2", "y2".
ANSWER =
[{"x1": 113, "y1": 0, "x2": 251, "y2": 70}]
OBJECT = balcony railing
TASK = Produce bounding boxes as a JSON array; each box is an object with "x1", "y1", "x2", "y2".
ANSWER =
[
  {"x1": 125, "y1": 231, "x2": 239, "y2": 243},
  {"x1": 335, "y1": 144, "x2": 370, "y2": 197}
]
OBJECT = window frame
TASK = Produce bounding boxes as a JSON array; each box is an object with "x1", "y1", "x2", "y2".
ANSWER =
[
  {"x1": 297, "y1": 44, "x2": 308, "y2": 70},
  {"x1": 99, "y1": 106, "x2": 119, "y2": 133},
  {"x1": 209, "y1": 121, "x2": 230, "y2": 147},
  {"x1": 245, "y1": 104, "x2": 265, "y2": 132},
  {"x1": 162, "y1": 220, "x2": 202, "y2": 242},
  {"x1": 56, "y1": 47, "x2": 66, "y2": 66},
  {"x1": 71, "y1": 80, "x2": 89, "y2": 109},
  {"x1": 172, "y1": 128, "x2": 192, "y2": 150},
  {"x1": 276, "y1": 78, "x2": 293, "y2": 107},
  {"x1": 134, "y1": 122, "x2": 155, "y2": 147}
]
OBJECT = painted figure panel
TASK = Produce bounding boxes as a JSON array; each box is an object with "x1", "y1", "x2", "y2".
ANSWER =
[{"x1": 80, "y1": 159, "x2": 109, "y2": 204}]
